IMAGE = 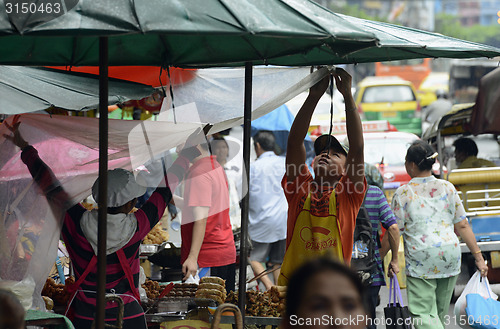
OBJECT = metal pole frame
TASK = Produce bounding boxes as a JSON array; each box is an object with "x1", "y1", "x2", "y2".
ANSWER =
[
  {"x1": 96, "y1": 57, "x2": 252, "y2": 327},
  {"x1": 238, "y1": 62, "x2": 252, "y2": 323},
  {"x1": 437, "y1": 130, "x2": 444, "y2": 179},
  {"x1": 96, "y1": 36, "x2": 109, "y2": 329}
]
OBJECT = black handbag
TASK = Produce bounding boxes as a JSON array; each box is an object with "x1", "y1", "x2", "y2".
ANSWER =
[{"x1": 384, "y1": 276, "x2": 413, "y2": 329}]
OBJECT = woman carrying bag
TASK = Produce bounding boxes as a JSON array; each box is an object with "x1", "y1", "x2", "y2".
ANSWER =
[{"x1": 391, "y1": 140, "x2": 487, "y2": 329}]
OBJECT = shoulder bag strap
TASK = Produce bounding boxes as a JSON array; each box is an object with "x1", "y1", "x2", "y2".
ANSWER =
[{"x1": 393, "y1": 275, "x2": 405, "y2": 307}]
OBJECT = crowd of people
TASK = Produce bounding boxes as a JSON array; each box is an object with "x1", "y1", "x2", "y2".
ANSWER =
[{"x1": 0, "y1": 68, "x2": 493, "y2": 329}]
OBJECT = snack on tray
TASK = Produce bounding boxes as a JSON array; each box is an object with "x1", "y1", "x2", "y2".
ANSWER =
[
  {"x1": 196, "y1": 288, "x2": 224, "y2": 299},
  {"x1": 270, "y1": 285, "x2": 287, "y2": 302},
  {"x1": 196, "y1": 292, "x2": 224, "y2": 305},
  {"x1": 224, "y1": 290, "x2": 281, "y2": 317},
  {"x1": 142, "y1": 223, "x2": 169, "y2": 245},
  {"x1": 198, "y1": 283, "x2": 224, "y2": 293},
  {"x1": 167, "y1": 283, "x2": 198, "y2": 298},
  {"x1": 42, "y1": 296, "x2": 54, "y2": 311},
  {"x1": 225, "y1": 290, "x2": 238, "y2": 304},
  {"x1": 199, "y1": 276, "x2": 225, "y2": 287},
  {"x1": 195, "y1": 277, "x2": 227, "y2": 305},
  {"x1": 141, "y1": 280, "x2": 161, "y2": 300}
]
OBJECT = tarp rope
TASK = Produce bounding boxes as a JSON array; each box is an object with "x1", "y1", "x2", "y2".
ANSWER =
[
  {"x1": 327, "y1": 73, "x2": 334, "y2": 155},
  {"x1": 166, "y1": 66, "x2": 177, "y2": 124}
]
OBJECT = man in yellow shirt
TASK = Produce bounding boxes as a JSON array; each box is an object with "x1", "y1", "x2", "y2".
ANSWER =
[{"x1": 453, "y1": 137, "x2": 496, "y2": 169}]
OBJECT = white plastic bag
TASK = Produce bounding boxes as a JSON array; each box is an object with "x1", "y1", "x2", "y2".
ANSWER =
[
  {"x1": 454, "y1": 271, "x2": 498, "y2": 329},
  {"x1": 138, "y1": 266, "x2": 147, "y2": 302},
  {"x1": 185, "y1": 273, "x2": 200, "y2": 284},
  {"x1": 0, "y1": 276, "x2": 36, "y2": 310}
]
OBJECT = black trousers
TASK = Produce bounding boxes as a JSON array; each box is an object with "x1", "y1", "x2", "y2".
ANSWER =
[
  {"x1": 365, "y1": 285, "x2": 381, "y2": 329},
  {"x1": 211, "y1": 263, "x2": 236, "y2": 293}
]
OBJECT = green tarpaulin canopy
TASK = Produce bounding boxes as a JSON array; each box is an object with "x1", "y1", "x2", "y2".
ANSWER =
[
  {"x1": 0, "y1": 66, "x2": 155, "y2": 114},
  {"x1": 3, "y1": 1, "x2": 500, "y2": 325},
  {"x1": 267, "y1": 14, "x2": 500, "y2": 65},
  {"x1": 1, "y1": 0, "x2": 499, "y2": 67},
  {"x1": 0, "y1": 0, "x2": 378, "y2": 67}
]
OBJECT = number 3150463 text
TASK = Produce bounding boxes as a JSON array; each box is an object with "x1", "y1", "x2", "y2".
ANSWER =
[{"x1": 5, "y1": 2, "x2": 62, "y2": 14}]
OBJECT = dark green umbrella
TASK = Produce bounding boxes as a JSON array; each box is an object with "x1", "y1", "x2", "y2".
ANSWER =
[{"x1": 0, "y1": 0, "x2": 379, "y2": 67}]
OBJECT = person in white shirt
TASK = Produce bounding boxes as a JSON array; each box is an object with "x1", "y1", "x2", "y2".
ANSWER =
[
  {"x1": 248, "y1": 130, "x2": 288, "y2": 290},
  {"x1": 210, "y1": 135, "x2": 242, "y2": 230}
]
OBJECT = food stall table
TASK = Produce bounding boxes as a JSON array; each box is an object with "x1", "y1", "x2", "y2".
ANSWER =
[
  {"x1": 25, "y1": 309, "x2": 74, "y2": 329},
  {"x1": 146, "y1": 312, "x2": 234, "y2": 329},
  {"x1": 145, "y1": 312, "x2": 187, "y2": 324},
  {"x1": 216, "y1": 315, "x2": 281, "y2": 329}
]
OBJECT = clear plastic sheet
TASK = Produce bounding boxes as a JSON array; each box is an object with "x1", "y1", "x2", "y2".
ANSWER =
[
  {"x1": 0, "y1": 66, "x2": 329, "y2": 310},
  {"x1": 158, "y1": 66, "x2": 328, "y2": 133},
  {"x1": 0, "y1": 114, "x2": 200, "y2": 310}
]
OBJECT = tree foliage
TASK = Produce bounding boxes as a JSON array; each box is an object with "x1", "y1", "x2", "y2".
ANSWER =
[
  {"x1": 328, "y1": 2, "x2": 387, "y2": 22},
  {"x1": 435, "y1": 13, "x2": 500, "y2": 48},
  {"x1": 326, "y1": 2, "x2": 500, "y2": 48}
]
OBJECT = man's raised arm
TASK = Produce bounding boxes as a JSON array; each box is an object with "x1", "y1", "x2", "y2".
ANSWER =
[
  {"x1": 286, "y1": 75, "x2": 330, "y2": 182},
  {"x1": 334, "y1": 68, "x2": 364, "y2": 185}
]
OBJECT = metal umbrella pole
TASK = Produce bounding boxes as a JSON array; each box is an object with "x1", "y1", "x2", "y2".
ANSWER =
[
  {"x1": 238, "y1": 62, "x2": 252, "y2": 323},
  {"x1": 96, "y1": 36, "x2": 109, "y2": 329}
]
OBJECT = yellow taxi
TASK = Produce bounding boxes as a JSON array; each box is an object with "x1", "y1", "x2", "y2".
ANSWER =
[
  {"x1": 355, "y1": 76, "x2": 421, "y2": 136},
  {"x1": 417, "y1": 72, "x2": 449, "y2": 108}
]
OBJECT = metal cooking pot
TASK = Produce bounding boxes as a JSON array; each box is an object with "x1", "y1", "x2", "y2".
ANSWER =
[{"x1": 148, "y1": 242, "x2": 182, "y2": 269}]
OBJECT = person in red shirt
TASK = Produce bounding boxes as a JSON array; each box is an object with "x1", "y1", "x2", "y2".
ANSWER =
[{"x1": 181, "y1": 140, "x2": 236, "y2": 292}]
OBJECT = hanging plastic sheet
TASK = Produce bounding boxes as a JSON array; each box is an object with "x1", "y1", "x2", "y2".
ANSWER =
[
  {"x1": 155, "y1": 66, "x2": 329, "y2": 133},
  {"x1": 0, "y1": 114, "x2": 200, "y2": 309},
  {"x1": 0, "y1": 66, "x2": 331, "y2": 310}
]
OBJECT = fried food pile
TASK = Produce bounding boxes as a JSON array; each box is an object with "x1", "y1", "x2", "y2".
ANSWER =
[
  {"x1": 270, "y1": 285, "x2": 287, "y2": 317},
  {"x1": 143, "y1": 223, "x2": 169, "y2": 244},
  {"x1": 245, "y1": 290, "x2": 281, "y2": 317},
  {"x1": 195, "y1": 276, "x2": 227, "y2": 305},
  {"x1": 41, "y1": 276, "x2": 75, "y2": 307},
  {"x1": 224, "y1": 285, "x2": 286, "y2": 317},
  {"x1": 142, "y1": 279, "x2": 161, "y2": 300}
]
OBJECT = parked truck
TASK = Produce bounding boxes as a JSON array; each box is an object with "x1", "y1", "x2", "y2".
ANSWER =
[{"x1": 448, "y1": 58, "x2": 498, "y2": 104}]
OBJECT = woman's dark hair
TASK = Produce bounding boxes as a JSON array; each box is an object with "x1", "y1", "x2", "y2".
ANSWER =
[
  {"x1": 285, "y1": 257, "x2": 365, "y2": 317},
  {"x1": 210, "y1": 136, "x2": 229, "y2": 148},
  {"x1": 405, "y1": 140, "x2": 437, "y2": 171}
]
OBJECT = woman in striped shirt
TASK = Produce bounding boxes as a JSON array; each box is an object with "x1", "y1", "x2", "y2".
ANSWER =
[{"x1": 4, "y1": 120, "x2": 201, "y2": 329}]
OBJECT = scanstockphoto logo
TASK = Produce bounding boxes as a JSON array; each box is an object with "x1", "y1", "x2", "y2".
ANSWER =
[
  {"x1": 4, "y1": 0, "x2": 79, "y2": 30},
  {"x1": 127, "y1": 101, "x2": 248, "y2": 225}
]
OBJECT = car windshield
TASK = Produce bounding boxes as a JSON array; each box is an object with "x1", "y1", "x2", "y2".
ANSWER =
[
  {"x1": 362, "y1": 85, "x2": 416, "y2": 103},
  {"x1": 364, "y1": 137, "x2": 417, "y2": 166}
]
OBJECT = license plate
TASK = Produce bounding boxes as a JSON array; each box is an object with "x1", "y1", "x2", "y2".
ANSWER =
[{"x1": 382, "y1": 111, "x2": 397, "y2": 118}]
